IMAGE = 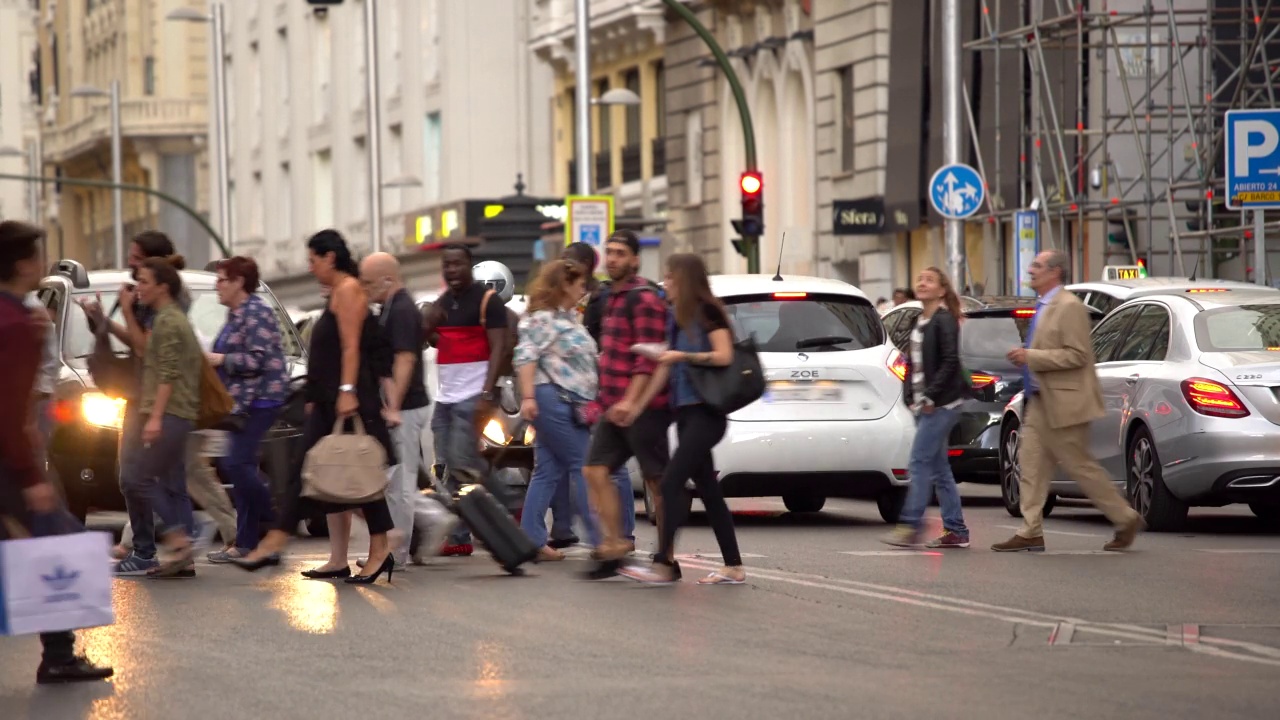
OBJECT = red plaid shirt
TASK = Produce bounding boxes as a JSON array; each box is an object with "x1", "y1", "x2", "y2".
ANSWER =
[{"x1": 597, "y1": 277, "x2": 669, "y2": 410}]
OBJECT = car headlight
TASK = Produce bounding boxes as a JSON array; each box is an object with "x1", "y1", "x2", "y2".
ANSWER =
[
  {"x1": 82, "y1": 392, "x2": 127, "y2": 430},
  {"x1": 482, "y1": 418, "x2": 510, "y2": 446},
  {"x1": 523, "y1": 425, "x2": 535, "y2": 445}
]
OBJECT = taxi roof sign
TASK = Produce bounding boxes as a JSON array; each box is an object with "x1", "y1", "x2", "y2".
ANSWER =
[{"x1": 1102, "y1": 265, "x2": 1147, "y2": 281}]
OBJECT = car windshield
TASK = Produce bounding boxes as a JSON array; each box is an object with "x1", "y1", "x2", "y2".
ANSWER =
[
  {"x1": 721, "y1": 294, "x2": 883, "y2": 352},
  {"x1": 63, "y1": 289, "x2": 303, "y2": 363},
  {"x1": 1195, "y1": 304, "x2": 1280, "y2": 351},
  {"x1": 961, "y1": 314, "x2": 1033, "y2": 372}
]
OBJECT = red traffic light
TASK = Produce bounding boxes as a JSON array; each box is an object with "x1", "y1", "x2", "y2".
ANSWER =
[{"x1": 740, "y1": 171, "x2": 762, "y2": 196}]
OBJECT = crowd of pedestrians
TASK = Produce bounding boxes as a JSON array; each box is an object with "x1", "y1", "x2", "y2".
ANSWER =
[{"x1": 1, "y1": 215, "x2": 1148, "y2": 687}]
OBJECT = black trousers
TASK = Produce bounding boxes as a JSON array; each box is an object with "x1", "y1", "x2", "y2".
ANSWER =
[
  {"x1": 276, "y1": 402, "x2": 395, "y2": 536},
  {"x1": 657, "y1": 404, "x2": 742, "y2": 566}
]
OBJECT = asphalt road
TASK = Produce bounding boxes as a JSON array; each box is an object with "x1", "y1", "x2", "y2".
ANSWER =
[{"x1": 3, "y1": 485, "x2": 1278, "y2": 720}]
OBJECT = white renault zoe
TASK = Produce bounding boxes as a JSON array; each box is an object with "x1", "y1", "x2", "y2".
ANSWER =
[{"x1": 644, "y1": 274, "x2": 915, "y2": 522}]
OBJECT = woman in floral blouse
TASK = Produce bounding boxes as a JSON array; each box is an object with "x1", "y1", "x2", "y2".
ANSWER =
[
  {"x1": 205, "y1": 256, "x2": 290, "y2": 562},
  {"x1": 514, "y1": 259, "x2": 602, "y2": 561}
]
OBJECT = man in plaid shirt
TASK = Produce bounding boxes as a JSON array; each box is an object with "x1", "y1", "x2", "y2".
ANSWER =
[{"x1": 583, "y1": 230, "x2": 671, "y2": 579}]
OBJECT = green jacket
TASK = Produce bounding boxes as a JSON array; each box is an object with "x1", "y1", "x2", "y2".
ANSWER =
[{"x1": 140, "y1": 302, "x2": 202, "y2": 421}]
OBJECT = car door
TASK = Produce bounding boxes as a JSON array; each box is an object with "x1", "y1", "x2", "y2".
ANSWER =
[
  {"x1": 1094, "y1": 303, "x2": 1170, "y2": 478},
  {"x1": 1085, "y1": 302, "x2": 1146, "y2": 476}
]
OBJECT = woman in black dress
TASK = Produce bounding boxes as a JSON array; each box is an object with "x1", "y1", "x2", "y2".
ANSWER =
[{"x1": 235, "y1": 230, "x2": 398, "y2": 584}]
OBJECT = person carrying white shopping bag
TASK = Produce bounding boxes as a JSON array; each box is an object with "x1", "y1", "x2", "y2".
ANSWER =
[{"x1": 0, "y1": 220, "x2": 113, "y2": 685}]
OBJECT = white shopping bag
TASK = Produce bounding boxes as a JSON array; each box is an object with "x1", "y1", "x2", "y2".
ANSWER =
[{"x1": 0, "y1": 531, "x2": 115, "y2": 636}]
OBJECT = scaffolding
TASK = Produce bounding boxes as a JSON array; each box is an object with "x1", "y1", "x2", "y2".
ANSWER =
[{"x1": 964, "y1": 0, "x2": 1280, "y2": 281}]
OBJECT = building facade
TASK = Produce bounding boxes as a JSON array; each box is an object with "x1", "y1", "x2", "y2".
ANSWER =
[
  {"x1": 220, "y1": 0, "x2": 553, "y2": 279},
  {"x1": 35, "y1": 0, "x2": 211, "y2": 268},
  {"x1": 531, "y1": 0, "x2": 671, "y2": 276},
  {"x1": 0, "y1": 0, "x2": 41, "y2": 225}
]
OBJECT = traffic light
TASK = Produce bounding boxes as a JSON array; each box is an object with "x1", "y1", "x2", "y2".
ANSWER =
[{"x1": 739, "y1": 170, "x2": 764, "y2": 236}]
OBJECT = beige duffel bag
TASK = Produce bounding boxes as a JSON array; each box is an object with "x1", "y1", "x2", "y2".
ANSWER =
[{"x1": 301, "y1": 416, "x2": 388, "y2": 504}]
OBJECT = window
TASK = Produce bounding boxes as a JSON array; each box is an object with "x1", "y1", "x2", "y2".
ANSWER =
[
  {"x1": 1113, "y1": 305, "x2": 1170, "y2": 361},
  {"x1": 654, "y1": 61, "x2": 666, "y2": 138},
  {"x1": 352, "y1": 138, "x2": 368, "y2": 222},
  {"x1": 423, "y1": 112, "x2": 441, "y2": 203},
  {"x1": 250, "y1": 171, "x2": 264, "y2": 237},
  {"x1": 279, "y1": 163, "x2": 293, "y2": 241},
  {"x1": 143, "y1": 57, "x2": 155, "y2": 96},
  {"x1": 624, "y1": 69, "x2": 641, "y2": 146},
  {"x1": 386, "y1": 125, "x2": 404, "y2": 211},
  {"x1": 313, "y1": 14, "x2": 332, "y2": 122},
  {"x1": 838, "y1": 65, "x2": 854, "y2": 173},
  {"x1": 312, "y1": 149, "x2": 334, "y2": 228},
  {"x1": 1195, "y1": 304, "x2": 1280, "y2": 351},
  {"x1": 1076, "y1": 290, "x2": 1121, "y2": 316},
  {"x1": 959, "y1": 313, "x2": 1035, "y2": 372},
  {"x1": 1090, "y1": 305, "x2": 1143, "y2": 363},
  {"x1": 722, "y1": 294, "x2": 884, "y2": 353},
  {"x1": 883, "y1": 308, "x2": 920, "y2": 352},
  {"x1": 64, "y1": 290, "x2": 302, "y2": 362},
  {"x1": 277, "y1": 28, "x2": 290, "y2": 107},
  {"x1": 596, "y1": 79, "x2": 611, "y2": 152}
]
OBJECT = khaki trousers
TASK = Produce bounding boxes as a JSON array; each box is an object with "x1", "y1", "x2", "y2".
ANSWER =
[
  {"x1": 184, "y1": 433, "x2": 237, "y2": 545},
  {"x1": 1018, "y1": 396, "x2": 1138, "y2": 539}
]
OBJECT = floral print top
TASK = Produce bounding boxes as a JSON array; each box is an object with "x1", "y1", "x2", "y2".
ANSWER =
[
  {"x1": 212, "y1": 293, "x2": 290, "y2": 414},
  {"x1": 514, "y1": 308, "x2": 599, "y2": 401}
]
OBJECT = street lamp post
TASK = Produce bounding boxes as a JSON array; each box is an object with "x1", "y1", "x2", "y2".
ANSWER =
[
  {"x1": 364, "y1": 0, "x2": 385, "y2": 252},
  {"x1": 573, "y1": 0, "x2": 591, "y2": 196},
  {"x1": 941, "y1": 0, "x2": 965, "y2": 286},
  {"x1": 71, "y1": 82, "x2": 123, "y2": 268},
  {"x1": 168, "y1": 2, "x2": 232, "y2": 250}
]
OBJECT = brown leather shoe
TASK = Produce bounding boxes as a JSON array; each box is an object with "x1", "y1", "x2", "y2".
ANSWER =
[
  {"x1": 1103, "y1": 515, "x2": 1145, "y2": 552},
  {"x1": 990, "y1": 535, "x2": 1045, "y2": 552}
]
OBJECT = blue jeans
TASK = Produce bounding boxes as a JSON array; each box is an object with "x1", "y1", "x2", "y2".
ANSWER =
[
  {"x1": 216, "y1": 406, "x2": 279, "y2": 551},
  {"x1": 551, "y1": 466, "x2": 633, "y2": 542},
  {"x1": 521, "y1": 385, "x2": 601, "y2": 548},
  {"x1": 122, "y1": 413, "x2": 196, "y2": 556},
  {"x1": 899, "y1": 405, "x2": 968, "y2": 535},
  {"x1": 431, "y1": 394, "x2": 485, "y2": 545}
]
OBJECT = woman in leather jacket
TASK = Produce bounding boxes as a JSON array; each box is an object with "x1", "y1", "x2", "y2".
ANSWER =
[{"x1": 883, "y1": 266, "x2": 971, "y2": 549}]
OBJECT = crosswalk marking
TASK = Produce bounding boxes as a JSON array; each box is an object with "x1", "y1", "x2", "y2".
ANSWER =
[{"x1": 996, "y1": 524, "x2": 1106, "y2": 539}]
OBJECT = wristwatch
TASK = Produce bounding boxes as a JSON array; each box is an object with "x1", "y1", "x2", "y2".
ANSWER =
[{"x1": 338, "y1": 384, "x2": 355, "y2": 394}]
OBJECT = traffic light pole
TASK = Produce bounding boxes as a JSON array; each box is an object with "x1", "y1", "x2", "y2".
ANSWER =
[
  {"x1": 660, "y1": 0, "x2": 760, "y2": 273},
  {"x1": 0, "y1": 172, "x2": 230, "y2": 259}
]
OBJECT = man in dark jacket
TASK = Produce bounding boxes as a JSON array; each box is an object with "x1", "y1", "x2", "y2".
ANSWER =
[{"x1": 0, "y1": 221, "x2": 113, "y2": 685}]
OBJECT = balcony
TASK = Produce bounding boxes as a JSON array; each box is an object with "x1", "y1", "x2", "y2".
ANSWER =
[
  {"x1": 652, "y1": 137, "x2": 666, "y2": 177},
  {"x1": 621, "y1": 142, "x2": 642, "y2": 183},
  {"x1": 43, "y1": 98, "x2": 208, "y2": 163},
  {"x1": 594, "y1": 151, "x2": 611, "y2": 191}
]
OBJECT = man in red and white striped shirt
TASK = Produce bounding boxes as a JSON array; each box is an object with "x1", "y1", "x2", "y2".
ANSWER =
[{"x1": 423, "y1": 244, "x2": 509, "y2": 556}]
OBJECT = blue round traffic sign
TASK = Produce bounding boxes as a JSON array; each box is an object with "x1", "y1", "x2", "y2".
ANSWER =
[{"x1": 929, "y1": 163, "x2": 985, "y2": 219}]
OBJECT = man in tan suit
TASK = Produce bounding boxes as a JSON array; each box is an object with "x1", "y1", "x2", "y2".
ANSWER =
[{"x1": 993, "y1": 250, "x2": 1143, "y2": 552}]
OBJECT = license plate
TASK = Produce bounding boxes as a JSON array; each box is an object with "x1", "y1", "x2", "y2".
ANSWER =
[
  {"x1": 196, "y1": 430, "x2": 231, "y2": 458},
  {"x1": 762, "y1": 384, "x2": 844, "y2": 403}
]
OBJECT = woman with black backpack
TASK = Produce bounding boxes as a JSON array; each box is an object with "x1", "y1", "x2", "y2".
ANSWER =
[{"x1": 618, "y1": 253, "x2": 746, "y2": 586}]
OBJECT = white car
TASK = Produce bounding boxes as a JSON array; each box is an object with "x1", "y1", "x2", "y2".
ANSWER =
[
  {"x1": 643, "y1": 274, "x2": 914, "y2": 522},
  {"x1": 1065, "y1": 277, "x2": 1268, "y2": 315}
]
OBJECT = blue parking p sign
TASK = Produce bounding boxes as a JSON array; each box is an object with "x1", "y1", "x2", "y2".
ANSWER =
[{"x1": 1225, "y1": 109, "x2": 1280, "y2": 210}]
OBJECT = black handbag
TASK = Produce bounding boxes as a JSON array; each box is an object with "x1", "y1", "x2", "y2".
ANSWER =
[{"x1": 687, "y1": 335, "x2": 766, "y2": 415}]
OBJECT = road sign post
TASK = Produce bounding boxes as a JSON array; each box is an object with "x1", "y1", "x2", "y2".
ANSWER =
[
  {"x1": 565, "y1": 196, "x2": 615, "y2": 268},
  {"x1": 1224, "y1": 109, "x2": 1280, "y2": 285}
]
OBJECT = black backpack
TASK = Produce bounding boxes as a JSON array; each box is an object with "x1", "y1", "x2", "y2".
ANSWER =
[{"x1": 583, "y1": 280, "x2": 664, "y2": 346}]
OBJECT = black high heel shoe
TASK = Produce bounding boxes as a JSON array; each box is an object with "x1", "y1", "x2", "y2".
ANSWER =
[
  {"x1": 345, "y1": 555, "x2": 394, "y2": 585},
  {"x1": 231, "y1": 554, "x2": 282, "y2": 573},
  {"x1": 301, "y1": 566, "x2": 352, "y2": 580}
]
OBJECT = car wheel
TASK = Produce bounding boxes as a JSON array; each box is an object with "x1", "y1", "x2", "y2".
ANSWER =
[
  {"x1": 782, "y1": 493, "x2": 826, "y2": 514},
  {"x1": 1126, "y1": 426, "x2": 1188, "y2": 532},
  {"x1": 1000, "y1": 419, "x2": 1023, "y2": 517},
  {"x1": 876, "y1": 487, "x2": 907, "y2": 524},
  {"x1": 1248, "y1": 502, "x2": 1280, "y2": 525}
]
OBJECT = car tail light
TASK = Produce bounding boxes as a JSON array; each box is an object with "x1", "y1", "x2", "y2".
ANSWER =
[
  {"x1": 1013, "y1": 308, "x2": 1036, "y2": 318},
  {"x1": 773, "y1": 292, "x2": 807, "y2": 299},
  {"x1": 948, "y1": 449, "x2": 963, "y2": 457},
  {"x1": 888, "y1": 349, "x2": 907, "y2": 381},
  {"x1": 1187, "y1": 288, "x2": 1229, "y2": 293},
  {"x1": 969, "y1": 373, "x2": 998, "y2": 389},
  {"x1": 1180, "y1": 378, "x2": 1250, "y2": 418}
]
